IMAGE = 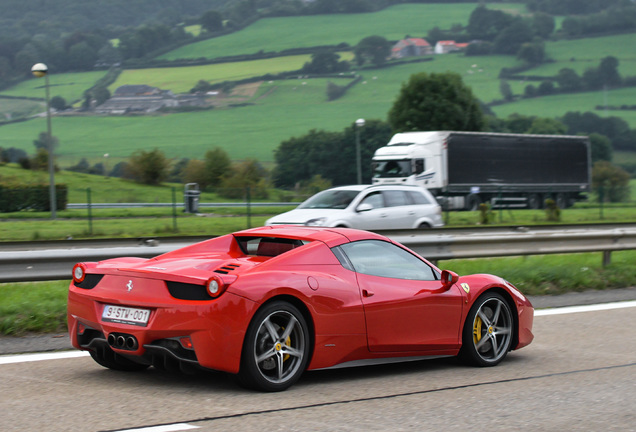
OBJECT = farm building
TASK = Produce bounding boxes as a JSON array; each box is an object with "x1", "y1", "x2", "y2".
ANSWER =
[
  {"x1": 391, "y1": 38, "x2": 433, "y2": 58},
  {"x1": 95, "y1": 85, "x2": 206, "y2": 115},
  {"x1": 434, "y1": 40, "x2": 469, "y2": 54}
]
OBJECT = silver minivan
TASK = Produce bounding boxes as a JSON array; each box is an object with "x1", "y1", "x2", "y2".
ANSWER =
[{"x1": 266, "y1": 185, "x2": 443, "y2": 229}]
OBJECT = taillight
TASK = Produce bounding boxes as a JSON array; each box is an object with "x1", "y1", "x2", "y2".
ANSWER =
[
  {"x1": 72, "y1": 263, "x2": 87, "y2": 284},
  {"x1": 179, "y1": 337, "x2": 193, "y2": 350},
  {"x1": 205, "y1": 276, "x2": 227, "y2": 298}
]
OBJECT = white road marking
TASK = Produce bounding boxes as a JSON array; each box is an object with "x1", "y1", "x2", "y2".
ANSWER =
[
  {"x1": 533, "y1": 300, "x2": 636, "y2": 316},
  {"x1": 1, "y1": 300, "x2": 635, "y2": 367},
  {"x1": 116, "y1": 424, "x2": 199, "y2": 432},
  {"x1": 0, "y1": 350, "x2": 89, "y2": 365}
]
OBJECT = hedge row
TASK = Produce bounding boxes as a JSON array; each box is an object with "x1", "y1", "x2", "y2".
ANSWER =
[{"x1": 0, "y1": 184, "x2": 68, "y2": 212}]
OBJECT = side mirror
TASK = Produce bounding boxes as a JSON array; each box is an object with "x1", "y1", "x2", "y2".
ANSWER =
[
  {"x1": 440, "y1": 269, "x2": 458, "y2": 291},
  {"x1": 356, "y1": 203, "x2": 373, "y2": 212}
]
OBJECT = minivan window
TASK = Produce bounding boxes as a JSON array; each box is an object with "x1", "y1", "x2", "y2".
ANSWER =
[
  {"x1": 407, "y1": 191, "x2": 432, "y2": 205},
  {"x1": 383, "y1": 190, "x2": 410, "y2": 207},
  {"x1": 298, "y1": 189, "x2": 359, "y2": 209}
]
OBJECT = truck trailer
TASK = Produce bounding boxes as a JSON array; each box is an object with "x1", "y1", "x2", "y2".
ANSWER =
[{"x1": 371, "y1": 131, "x2": 591, "y2": 210}]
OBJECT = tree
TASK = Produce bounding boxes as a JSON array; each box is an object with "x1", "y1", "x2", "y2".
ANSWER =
[
  {"x1": 167, "y1": 157, "x2": 189, "y2": 183},
  {"x1": 182, "y1": 159, "x2": 208, "y2": 188},
  {"x1": 354, "y1": 35, "x2": 391, "y2": 66},
  {"x1": 588, "y1": 133, "x2": 613, "y2": 163},
  {"x1": 200, "y1": 10, "x2": 223, "y2": 33},
  {"x1": 499, "y1": 80, "x2": 513, "y2": 101},
  {"x1": 503, "y1": 114, "x2": 536, "y2": 133},
  {"x1": 532, "y1": 12, "x2": 555, "y2": 38},
  {"x1": 50, "y1": 96, "x2": 67, "y2": 111},
  {"x1": 493, "y1": 18, "x2": 534, "y2": 55},
  {"x1": 555, "y1": 68, "x2": 583, "y2": 92},
  {"x1": 33, "y1": 131, "x2": 59, "y2": 152},
  {"x1": 219, "y1": 159, "x2": 269, "y2": 199},
  {"x1": 204, "y1": 147, "x2": 232, "y2": 188},
  {"x1": 273, "y1": 119, "x2": 393, "y2": 187},
  {"x1": 524, "y1": 84, "x2": 537, "y2": 98},
  {"x1": 517, "y1": 41, "x2": 545, "y2": 64},
  {"x1": 467, "y1": 6, "x2": 514, "y2": 41},
  {"x1": 537, "y1": 80, "x2": 555, "y2": 95},
  {"x1": 592, "y1": 161, "x2": 630, "y2": 202},
  {"x1": 388, "y1": 72, "x2": 485, "y2": 133},
  {"x1": 190, "y1": 79, "x2": 213, "y2": 94},
  {"x1": 92, "y1": 86, "x2": 111, "y2": 106},
  {"x1": 598, "y1": 56, "x2": 621, "y2": 87},
  {"x1": 302, "y1": 51, "x2": 349, "y2": 74},
  {"x1": 526, "y1": 117, "x2": 566, "y2": 135},
  {"x1": 128, "y1": 148, "x2": 169, "y2": 185},
  {"x1": 582, "y1": 67, "x2": 602, "y2": 90},
  {"x1": 67, "y1": 41, "x2": 98, "y2": 70}
]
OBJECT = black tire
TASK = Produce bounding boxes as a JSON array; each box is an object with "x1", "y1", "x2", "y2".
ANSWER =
[
  {"x1": 418, "y1": 222, "x2": 431, "y2": 229},
  {"x1": 459, "y1": 292, "x2": 514, "y2": 367},
  {"x1": 527, "y1": 193, "x2": 542, "y2": 210},
  {"x1": 238, "y1": 301, "x2": 310, "y2": 392},
  {"x1": 89, "y1": 345, "x2": 150, "y2": 372},
  {"x1": 465, "y1": 194, "x2": 481, "y2": 211},
  {"x1": 555, "y1": 193, "x2": 567, "y2": 209}
]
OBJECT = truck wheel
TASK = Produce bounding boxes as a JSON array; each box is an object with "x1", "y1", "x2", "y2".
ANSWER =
[
  {"x1": 527, "y1": 194, "x2": 541, "y2": 210},
  {"x1": 465, "y1": 194, "x2": 481, "y2": 211},
  {"x1": 555, "y1": 193, "x2": 567, "y2": 209}
]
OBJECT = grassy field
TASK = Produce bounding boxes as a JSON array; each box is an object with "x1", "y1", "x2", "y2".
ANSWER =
[
  {"x1": 491, "y1": 87, "x2": 636, "y2": 126},
  {"x1": 0, "y1": 71, "x2": 108, "y2": 102},
  {"x1": 0, "y1": 4, "x2": 635, "y2": 165},
  {"x1": 0, "y1": 53, "x2": 520, "y2": 166},
  {"x1": 0, "y1": 97, "x2": 43, "y2": 121},
  {"x1": 111, "y1": 54, "x2": 325, "y2": 93},
  {"x1": 159, "y1": 3, "x2": 526, "y2": 60},
  {"x1": 529, "y1": 34, "x2": 636, "y2": 77}
]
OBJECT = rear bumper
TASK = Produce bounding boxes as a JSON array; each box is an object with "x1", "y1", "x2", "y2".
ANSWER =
[{"x1": 68, "y1": 288, "x2": 257, "y2": 374}]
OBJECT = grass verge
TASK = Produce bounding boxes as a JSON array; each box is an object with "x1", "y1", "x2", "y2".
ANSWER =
[{"x1": 2, "y1": 250, "x2": 634, "y2": 336}]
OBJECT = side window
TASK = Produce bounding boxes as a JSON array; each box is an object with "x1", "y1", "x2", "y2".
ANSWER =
[
  {"x1": 338, "y1": 240, "x2": 437, "y2": 281},
  {"x1": 359, "y1": 191, "x2": 384, "y2": 209},
  {"x1": 414, "y1": 159, "x2": 425, "y2": 174},
  {"x1": 407, "y1": 190, "x2": 431, "y2": 205},
  {"x1": 383, "y1": 190, "x2": 409, "y2": 207}
]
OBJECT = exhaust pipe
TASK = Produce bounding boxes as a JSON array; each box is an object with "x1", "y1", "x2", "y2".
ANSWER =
[
  {"x1": 107, "y1": 333, "x2": 139, "y2": 351},
  {"x1": 125, "y1": 336, "x2": 138, "y2": 350}
]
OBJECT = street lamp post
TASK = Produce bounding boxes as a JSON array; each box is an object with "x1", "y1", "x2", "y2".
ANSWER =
[
  {"x1": 355, "y1": 118, "x2": 365, "y2": 184},
  {"x1": 31, "y1": 63, "x2": 56, "y2": 219}
]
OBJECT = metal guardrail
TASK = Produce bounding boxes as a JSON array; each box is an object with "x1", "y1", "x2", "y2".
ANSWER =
[
  {"x1": 67, "y1": 202, "x2": 300, "y2": 209},
  {"x1": 1, "y1": 225, "x2": 635, "y2": 283}
]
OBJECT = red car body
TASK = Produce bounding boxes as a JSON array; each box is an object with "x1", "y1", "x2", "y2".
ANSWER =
[{"x1": 68, "y1": 226, "x2": 533, "y2": 391}]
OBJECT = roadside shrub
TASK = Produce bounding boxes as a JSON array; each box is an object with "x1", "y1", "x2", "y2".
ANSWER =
[
  {"x1": 544, "y1": 198, "x2": 561, "y2": 222},
  {"x1": 478, "y1": 202, "x2": 493, "y2": 224}
]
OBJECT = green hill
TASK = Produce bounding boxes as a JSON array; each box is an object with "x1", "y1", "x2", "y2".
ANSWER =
[
  {"x1": 1, "y1": 2, "x2": 635, "y2": 169},
  {"x1": 159, "y1": 3, "x2": 525, "y2": 60}
]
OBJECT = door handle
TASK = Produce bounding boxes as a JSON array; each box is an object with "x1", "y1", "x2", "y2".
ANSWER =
[{"x1": 362, "y1": 289, "x2": 374, "y2": 297}]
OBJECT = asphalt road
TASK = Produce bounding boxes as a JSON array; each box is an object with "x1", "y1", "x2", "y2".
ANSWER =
[{"x1": 1, "y1": 290, "x2": 635, "y2": 432}]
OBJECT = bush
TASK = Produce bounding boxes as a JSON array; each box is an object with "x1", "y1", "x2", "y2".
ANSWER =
[
  {"x1": 544, "y1": 198, "x2": 561, "y2": 222},
  {"x1": 0, "y1": 184, "x2": 68, "y2": 212}
]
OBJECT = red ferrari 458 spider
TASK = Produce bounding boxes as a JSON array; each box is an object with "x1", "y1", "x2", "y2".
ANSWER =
[{"x1": 68, "y1": 226, "x2": 534, "y2": 391}]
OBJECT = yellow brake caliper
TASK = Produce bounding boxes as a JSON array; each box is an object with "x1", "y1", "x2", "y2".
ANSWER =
[
  {"x1": 473, "y1": 315, "x2": 483, "y2": 345},
  {"x1": 283, "y1": 329, "x2": 291, "y2": 361}
]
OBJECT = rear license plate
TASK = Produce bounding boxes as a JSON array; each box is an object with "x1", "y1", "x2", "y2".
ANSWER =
[{"x1": 102, "y1": 305, "x2": 150, "y2": 326}]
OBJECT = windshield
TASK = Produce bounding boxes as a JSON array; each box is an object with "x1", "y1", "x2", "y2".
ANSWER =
[
  {"x1": 373, "y1": 160, "x2": 412, "y2": 178},
  {"x1": 298, "y1": 189, "x2": 360, "y2": 209}
]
